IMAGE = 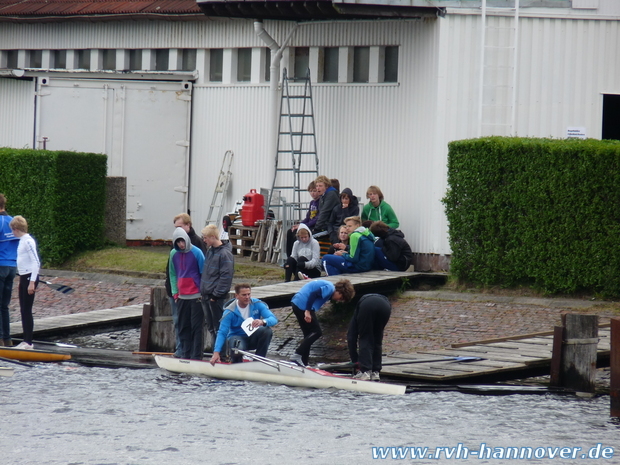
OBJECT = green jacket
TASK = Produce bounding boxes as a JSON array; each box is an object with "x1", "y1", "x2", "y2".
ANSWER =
[{"x1": 361, "y1": 200, "x2": 399, "y2": 229}]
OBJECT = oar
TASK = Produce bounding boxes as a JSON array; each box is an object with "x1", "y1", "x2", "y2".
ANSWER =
[
  {"x1": 0, "y1": 355, "x2": 34, "y2": 368},
  {"x1": 318, "y1": 356, "x2": 485, "y2": 371},
  {"x1": 41, "y1": 281, "x2": 75, "y2": 295}
]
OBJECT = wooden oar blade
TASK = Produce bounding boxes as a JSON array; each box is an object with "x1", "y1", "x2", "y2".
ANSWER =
[{"x1": 43, "y1": 281, "x2": 75, "y2": 295}]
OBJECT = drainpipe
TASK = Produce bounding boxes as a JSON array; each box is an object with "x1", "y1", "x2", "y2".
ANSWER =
[{"x1": 254, "y1": 21, "x2": 298, "y2": 193}]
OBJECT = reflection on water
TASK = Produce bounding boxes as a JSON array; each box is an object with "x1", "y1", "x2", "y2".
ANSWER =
[{"x1": 1, "y1": 363, "x2": 618, "y2": 465}]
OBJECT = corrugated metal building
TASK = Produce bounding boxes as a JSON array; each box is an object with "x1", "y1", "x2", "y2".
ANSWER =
[{"x1": 0, "y1": 0, "x2": 618, "y2": 270}]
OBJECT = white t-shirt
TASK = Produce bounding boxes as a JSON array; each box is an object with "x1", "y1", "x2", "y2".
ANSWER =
[
  {"x1": 238, "y1": 302, "x2": 250, "y2": 320},
  {"x1": 17, "y1": 233, "x2": 40, "y2": 281}
]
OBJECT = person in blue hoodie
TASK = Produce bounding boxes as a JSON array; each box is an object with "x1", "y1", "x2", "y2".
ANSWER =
[
  {"x1": 322, "y1": 216, "x2": 375, "y2": 276},
  {"x1": 169, "y1": 227, "x2": 205, "y2": 360},
  {"x1": 289, "y1": 278, "x2": 355, "y2": 367},
  {"x1": 0, "y1": 194, "x2": 19, "y2": 347},
  {"x1": 209, "y1": 283, "x2": 278, "y2": 365}
]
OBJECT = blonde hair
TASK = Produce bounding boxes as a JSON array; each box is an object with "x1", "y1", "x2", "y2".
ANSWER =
[
  {"x1": 201, "y1": 224, "x2": 219, "y2": 239},
  {"x1": 366, "y1": 185, "x2": 384, "y2": 202},
  {"x1": 314, "y1": 175, "x2": 331, "y2": 187},
  {"x1": 296, "y1": 228, "x2": 310, "y2": 238},
  {"x1": 173, "y1": 213, "x2": 192, "y2": 226},
  {"x1": 344, "y1": 216, "x2": 361, "y2": 227},
  {"x1": 9, "y1": 215, "x2": 28, "y2": 233}
]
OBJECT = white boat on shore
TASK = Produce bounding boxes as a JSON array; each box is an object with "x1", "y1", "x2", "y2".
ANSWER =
[{"x1": 154, "y1": 351, "x2": 406, "y2": 396}]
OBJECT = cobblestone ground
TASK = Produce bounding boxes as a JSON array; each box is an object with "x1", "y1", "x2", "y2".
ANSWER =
[{"x1": 8, "y1": 275, "x2": 153, "y2": 323}]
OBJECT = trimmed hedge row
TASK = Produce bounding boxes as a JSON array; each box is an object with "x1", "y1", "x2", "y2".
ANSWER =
[
  {"x1": 443, "y1": 137, "x2": 620, "y2": 297},
  {"x1": 0, "y1": 148, "x2": 107, "y2": 266}
]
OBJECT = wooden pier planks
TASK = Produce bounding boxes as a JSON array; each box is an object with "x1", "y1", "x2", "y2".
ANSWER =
[
  {"x1": 381, "y1": 326, "x2": 611, "y2": 382},
  {"x1": 250, "y1": 270, "x2": 425, "y2": 307},
  {"x1": 10, "y1": 304, "x2": 144, "y2": 339}
]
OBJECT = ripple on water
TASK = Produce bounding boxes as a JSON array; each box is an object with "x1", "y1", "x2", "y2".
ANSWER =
[{"x1": 0, "y1": 365, "x2": 618, "y2": 464}]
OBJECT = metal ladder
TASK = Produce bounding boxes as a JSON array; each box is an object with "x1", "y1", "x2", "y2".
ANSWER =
[
  {"x1": 478, "y1": 0, "x2": 520, "y2": 137},
  {"x1": 266, "y1": 68, "x2": 319, "y2": 220},
  {"x1": 205, "y1": 150, "x2": 234, "y2": 227}
]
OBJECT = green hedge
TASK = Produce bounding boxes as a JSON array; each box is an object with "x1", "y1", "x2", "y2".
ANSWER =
[
  {"x1": 443, "y1": 137, "x2": 620, "y2": 296},
  {"x1": 0, "y1": 148, "x2": 107, "y2": 266}
]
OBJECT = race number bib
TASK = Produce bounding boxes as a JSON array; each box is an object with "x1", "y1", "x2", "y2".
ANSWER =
[{"x1": 242, "y1": 317, "x2": 258, "y2": 337}]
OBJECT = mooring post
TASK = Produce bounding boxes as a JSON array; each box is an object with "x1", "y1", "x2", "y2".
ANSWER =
[
  {"x1": 560, "y1": 313, "x2": 599, "y2": 393},
  {"x1": 611, "y1": 318, "x2": 620, "y2": 417},
  {"x1": 549, "y1": 325, "x2": 564, "y2": 387}
]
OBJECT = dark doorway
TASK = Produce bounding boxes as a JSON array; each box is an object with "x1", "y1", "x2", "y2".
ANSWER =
[{"x1": 602, "y1": 94, "x2": 620, "y2": 140}]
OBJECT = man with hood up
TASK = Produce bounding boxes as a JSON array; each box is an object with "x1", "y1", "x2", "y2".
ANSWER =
[
  {"x1": 169, "y1": 227, "x2": 205, "y2": 360},
  {"x1": 322, "y1": 216, "x2": 375, "y2": 276}
]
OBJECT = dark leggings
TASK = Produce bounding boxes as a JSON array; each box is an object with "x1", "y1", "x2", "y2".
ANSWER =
[
  {"x1": 283, "y1": 256, "x2": 321, "y2": 282},
  {"x1": 18, "y1": 273, "x2": 38, "y2": 344},
  {"x1": 347, "y1": 294, "x2": 392, "y2": 372},
  {"x1": 292, "y1": 303, "x2": 323, "y2": 366}
]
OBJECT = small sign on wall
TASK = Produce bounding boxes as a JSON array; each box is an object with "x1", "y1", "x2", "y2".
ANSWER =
[{"x1": 567, "y1": 127, "x2": 587, "y2": 139}]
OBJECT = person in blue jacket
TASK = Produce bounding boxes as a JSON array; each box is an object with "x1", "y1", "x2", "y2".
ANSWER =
[
  {"x1": 0, "y1": 194, "x2": 19, "y2": 347},
  {"x1": 289, "y1": 278, "x2": 356, "y2": 367},
  {"x1": 209, "y1": 283, "x2": 278, "y2": 365},
  {"x1": 322, "y1": 216, "x2": 375, "y2": 276}
]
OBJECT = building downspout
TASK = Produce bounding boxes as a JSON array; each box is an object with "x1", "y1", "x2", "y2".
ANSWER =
[{"x1": 254, "y1": 20, "x2": 298, "y2": 194}]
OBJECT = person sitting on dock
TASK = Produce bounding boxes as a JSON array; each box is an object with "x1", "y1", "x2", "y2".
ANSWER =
[
  {"x1": 210, "y1": 284, "x2": 278, "y2": 365},
  {"x1": 347, "y1": 293, "x2": 392, "y2": 381},
  {"x1": 369, "y1": 221, "x2": 413, "y2": 272},
  {"x1": 285, "y1": 181, "x2": 320, "y2": 257},
  {"x1": 289, "y1": 279, "x2": 355, "y2": 367},
  {"x1": 284, "y1": 224, "x2": 322, "y2": 282},
  {"x1": 200, "y1": 224, "x2": 234, "y2": 349},
  {"x1": 169, "y1": 227, "x2": 205, "y2": 360},
  {"x1": 322, "y1": 216, "x2": 375, "y2": 276}
]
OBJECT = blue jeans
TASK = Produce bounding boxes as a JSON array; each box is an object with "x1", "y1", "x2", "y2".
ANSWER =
[
  {"x1": 373, "y1": 247, "x2": 399, "y2": 272},
  {"x1": 226, "y1": 326, "x2": 273, "y2": 363},
  {"x1": 0, "y1": 266, "x2": 16, "y2": 340},
  {"x1": 322, "y1": 254, "x2": 358, "y2": 276}
]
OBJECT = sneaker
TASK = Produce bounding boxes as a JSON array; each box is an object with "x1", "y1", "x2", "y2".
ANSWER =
[
  {"x1": 289, "y1": 354, "x2": 305, "y2": 367},
  {"x1": 15, "y1": 341, "x2": 34, "y2": 350},
  {"x1": 297, "y1": 271, "x2": 310, "y2": 280},
  {"x1": 352, "y1": 371, "x2": 371, "y2": 381},
  {"x1": 370, "y1": 371, "x2": 381, "y2": 382}
]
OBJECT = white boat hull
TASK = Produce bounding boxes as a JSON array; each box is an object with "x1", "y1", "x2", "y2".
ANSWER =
[
  {"x1": 0, "y1": 367, "x2": 15, "y2": 377},
  {"x1": 154, "y1": 355, "x2": 405, "y2": 396}
]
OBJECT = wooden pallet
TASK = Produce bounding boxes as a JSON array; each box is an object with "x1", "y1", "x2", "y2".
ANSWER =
[{"x1": 228, "y1": 224, "x2": 259, "y2": 256}]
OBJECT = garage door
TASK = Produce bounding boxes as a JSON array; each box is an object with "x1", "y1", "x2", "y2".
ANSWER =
[{"x1": 35, "y1": 77, "x2": 192, "y2": 241}]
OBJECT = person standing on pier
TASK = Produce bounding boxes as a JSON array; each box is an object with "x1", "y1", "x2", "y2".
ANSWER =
[
  {"x1": 200, "y1": 224, "x2": 234, "y2": 350},
  {"x1": 165, "y1": 213, "x2": 207, "y2": 357},
  {"x1": 289, "y1": 279, "x2": 355, "y2": 367},
  {"x1": 9, "y1": 215, "x2": 40, "y2": 350},
  {"x1": 0, "y1": 194, "x2": 19, "y2": 347},
  {"x1": 347, "y1": 293, "x2": 392, "y2": 381},
  {"x1": 169, "y1": 227, "x2": 205, "y2": 360}
]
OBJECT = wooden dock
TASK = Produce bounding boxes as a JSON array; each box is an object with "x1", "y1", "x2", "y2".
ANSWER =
[
  {"x1": 251, "y1": 270, "x2": 431, "y2": 308},
  {"x1": 10, "y1": 304, "x2": 143, "y2": 339},
  {"x1": 379, "y1": 325, "x2": 611, "y2": 383},
  {"x1": 10, "y1": 270, "x2": 432, "y2": 340}
]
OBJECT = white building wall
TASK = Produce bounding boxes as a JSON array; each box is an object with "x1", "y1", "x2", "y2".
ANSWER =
[
  {"x1": 189, "y1": 19, "x2": 443, "y2": 258},
  {"x1": 2, "y1": 10, "x2": 620, "y2": 264},
  {"x1": 0, "y1": 78, "x2": 35, "y2": 148}
]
